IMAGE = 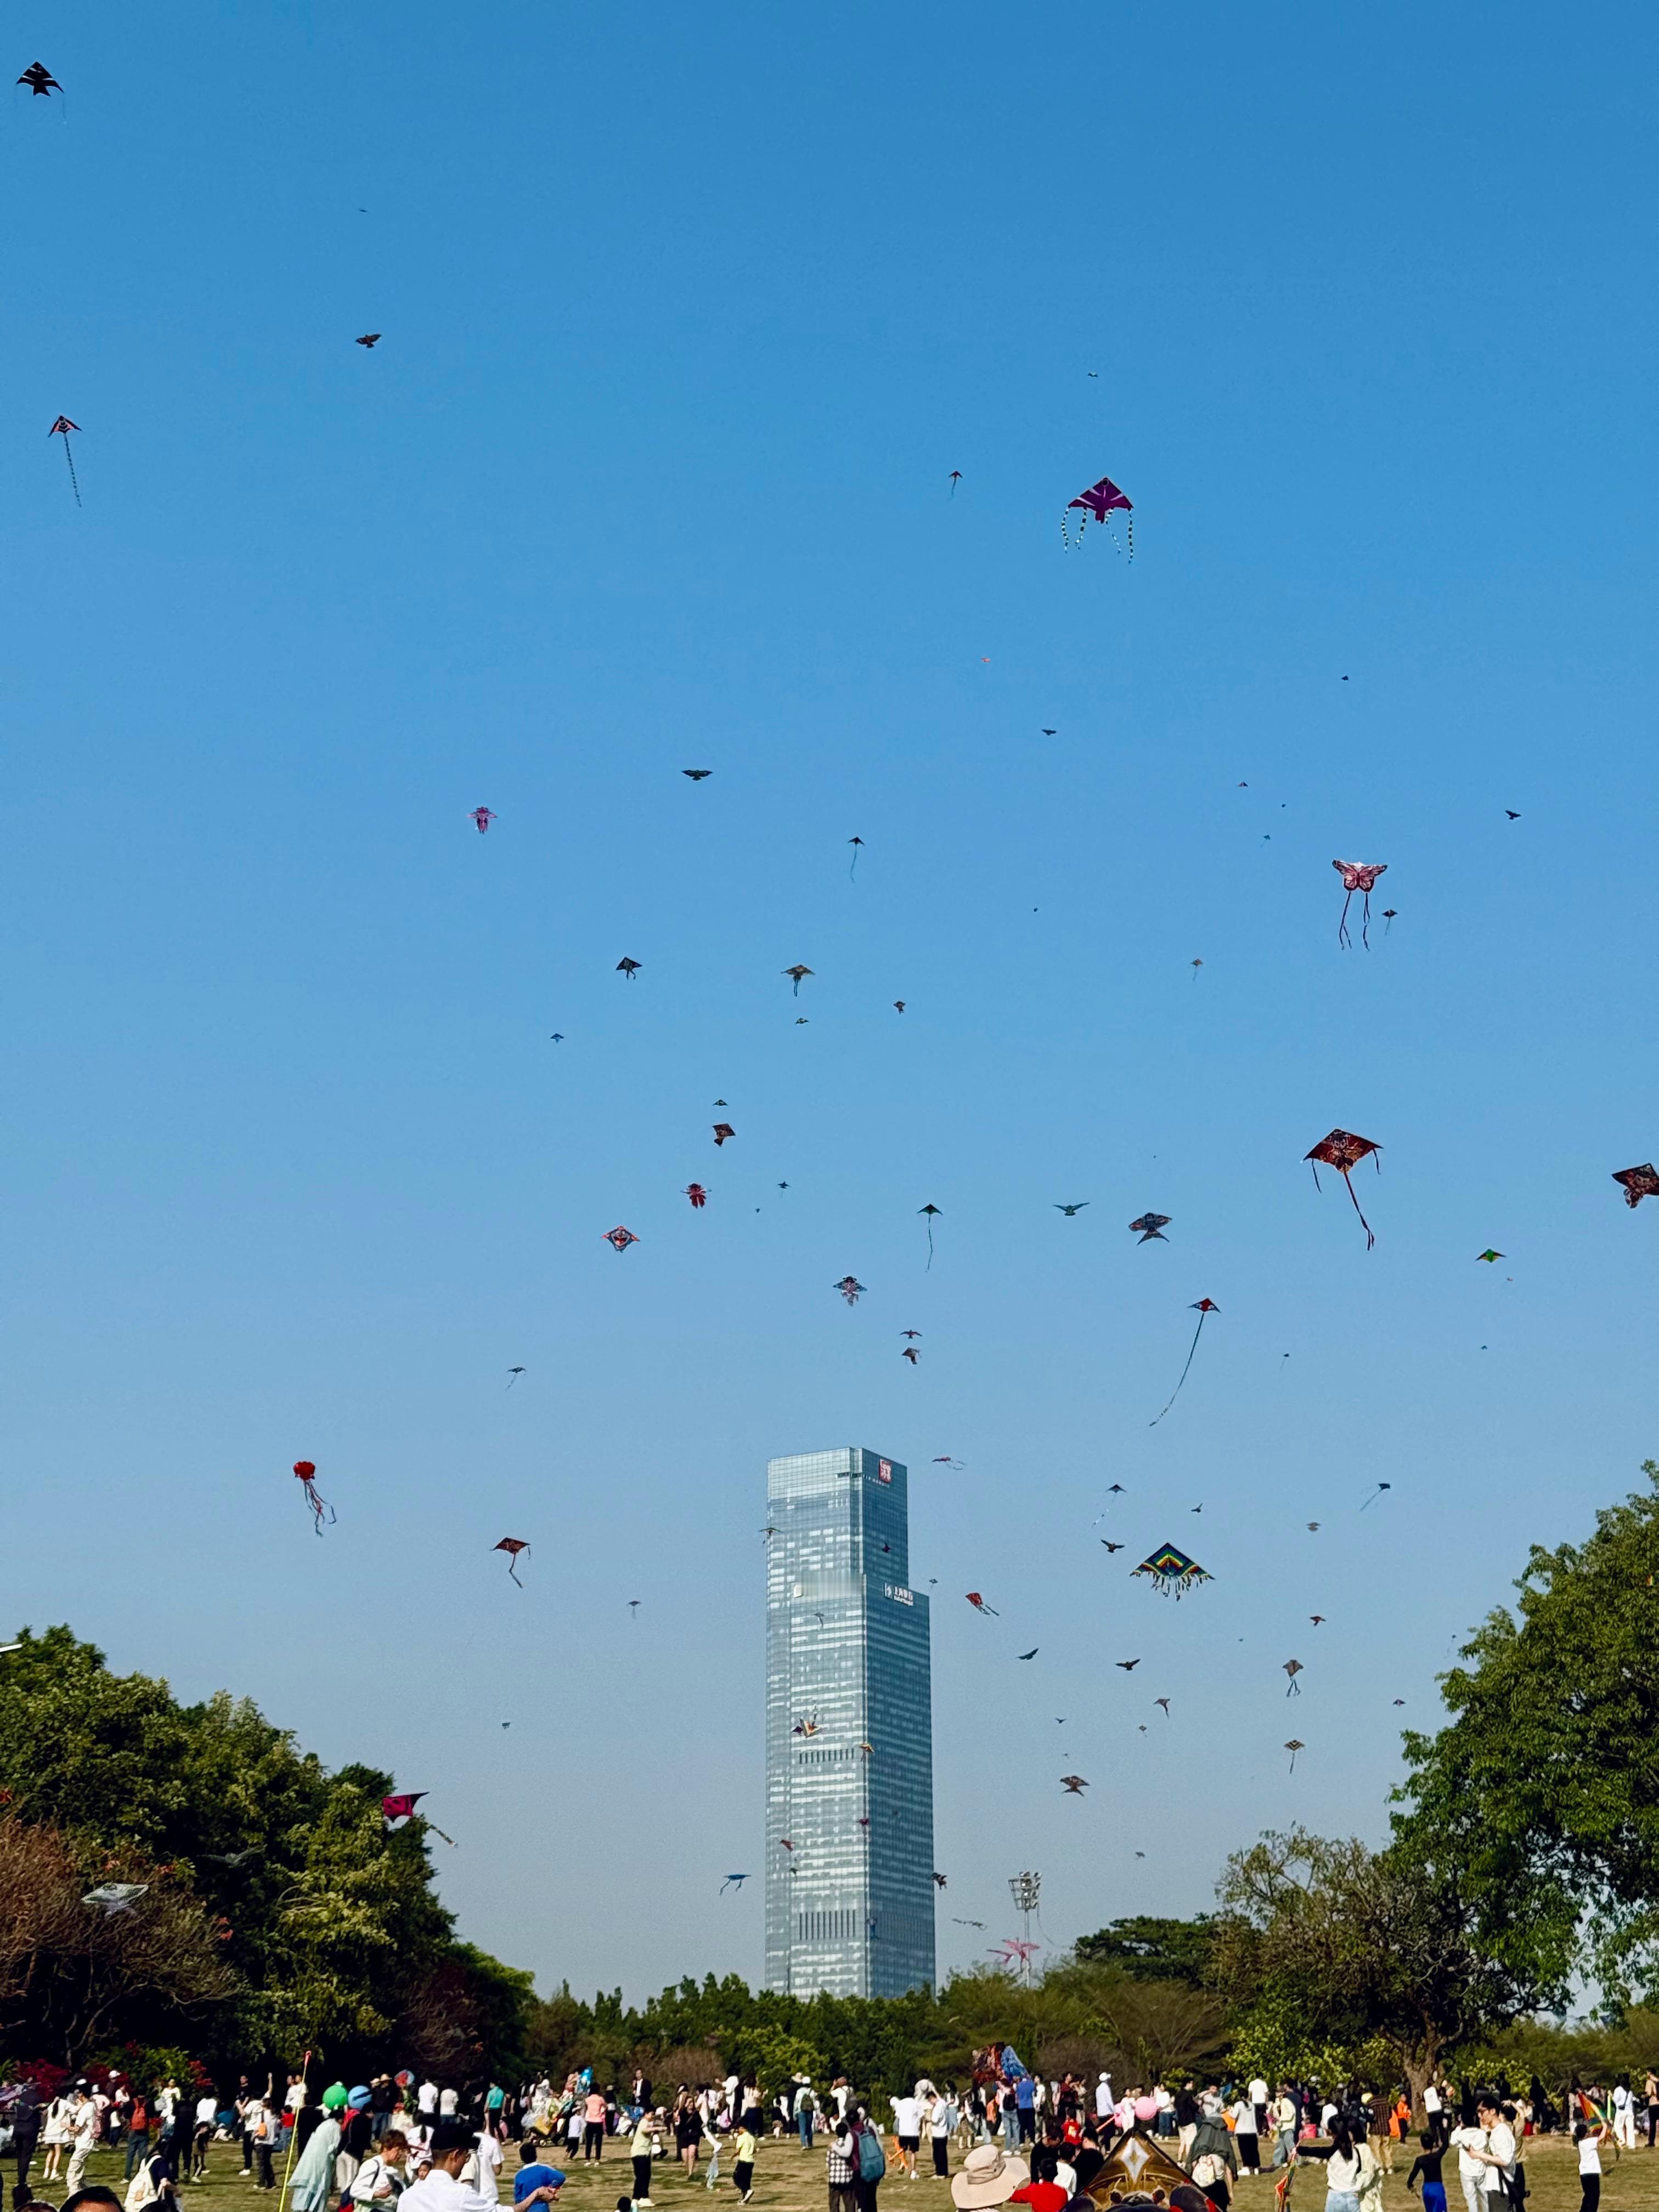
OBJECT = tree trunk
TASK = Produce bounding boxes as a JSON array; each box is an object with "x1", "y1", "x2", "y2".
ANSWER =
[{"x1": 1403, "y1": 2045, "x2": 1437, "y2": 2129}]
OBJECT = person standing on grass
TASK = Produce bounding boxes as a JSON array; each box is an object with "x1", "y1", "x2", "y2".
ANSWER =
[
  {"x1": 1229, "y1": 2095, "x2": 1259, "y2": 2177},
  {"x1": 730, "y1": 2115, "x2": 757, "y2": 2203},
  {"x1": 582, "y1": 2088, "x2": 607, "y2": 2165},
  {"x1": 890, "y1": 2090, "x2": 921, "y2": 2181},
  {"x1": 351, "y1": 2131, "x2": 411, "y2": 2207},
  {"x1": 797, "y1": 2084, "x2": 817, "y2": 2152},
  {"x1": 1406, "y1": 2131, "x2": 1447, "y2": 2212},
  {"x1": 1575, "y1": 2120, "x2": 1607, "y2": 2212},
  {"x1": 827, "y1": 2109, "x2": 859, "y2": 2212},
  {"x1": 62, "y1": 2088, "x2": 99, "y2": 2199},
  {"x1": 927, "y1": 2090, "x2": 952, "y2": 2180},
  {"x1": 626, "y1": 2109, "x2": 658, "y2": 2207}
]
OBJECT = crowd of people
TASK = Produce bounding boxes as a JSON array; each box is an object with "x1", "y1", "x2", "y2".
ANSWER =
[{"x1": 0, "y1": 2057, "x2": 1651, "y2": 2212}]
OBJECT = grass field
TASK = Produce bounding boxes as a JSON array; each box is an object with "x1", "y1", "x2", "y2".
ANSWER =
[{"x1": 41, "y1": 2128, "x2": 1649, "y2": 2212}]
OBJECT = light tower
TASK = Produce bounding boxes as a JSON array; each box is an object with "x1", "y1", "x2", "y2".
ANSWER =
[{"x1": 1008, "y1": 1869, "x2": 1041, "y2": 1979}]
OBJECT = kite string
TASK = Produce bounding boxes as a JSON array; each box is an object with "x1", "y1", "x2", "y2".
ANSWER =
[
  {"x1": 1149, "y1": 1310, "x2": 1208, "y2": 1427},
  {"x1": 62, "y1": 436, "x2": 80, "y2": 507},
  {"x1": 1341, "y1": 1172, "x2": 1376, "y2": 1251}
]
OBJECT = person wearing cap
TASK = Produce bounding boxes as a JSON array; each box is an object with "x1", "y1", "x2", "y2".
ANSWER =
[{"x1": 952, "y1": 2145, "x2": 1030, "y2": 2212}]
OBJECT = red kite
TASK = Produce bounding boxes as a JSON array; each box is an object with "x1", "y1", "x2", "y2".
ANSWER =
[
  {"x1": 965, "y1": 1591, "x2": 999, "y2": 1616},
  {"x1": 1306, "y1": 1128, "x2": 1381, "y2": 1248},
  {"x1": 684, "y1": 1183, "x2": 708, "y2": 1208},
  {"x1": 1613, "y1": 1164, "x2": 1659, "y2": 1209},
  {"x1": 469, "y1": 806, "x2": 495, "y2": 833},
  {"x1": 494, "y1": 1537, "x2": 529, "y2": 1586},
  {"x1": 292, "y1": 1460, "x2": 334, "y2": 1535}
]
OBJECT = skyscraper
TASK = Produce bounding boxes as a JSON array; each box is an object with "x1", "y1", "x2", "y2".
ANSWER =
[{"x1": 764, "y1": 1446, "x2": 935, "y2": 1998}]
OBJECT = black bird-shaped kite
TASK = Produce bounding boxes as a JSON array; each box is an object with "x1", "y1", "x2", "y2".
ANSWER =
[
  {"x1": 684, "y1": 768, "x2": 712, "y2": 780},
  {"x1": 919, "y1": 1204, "x2": 941, "y2": 1266},
  {"x1": 1060, "y1": 1775, "x2": 1090, "y2": 1795},
  {"x1": 18, "y1": 61, "x2": 60, "y2": 95},
  {"x1": 1017, "y1": 1647, "x2": 1039, "y2": 1661},
  {"x1": 1116, "y1": 1658, "x2": 1141, "y2": 1672},
  {"x1": 1054, "y1": 1201, "x2": 1090, "y2": 1216},
  {"x1": 356, "y1": 332, "x2": 381, "y2": 348},
  {"x1": 505, "y1": 1367, "x2": 525, "y2": 1388},
  {"x1": 1101, "y1": 1540, "x2": 1125, "y2": 1553}
]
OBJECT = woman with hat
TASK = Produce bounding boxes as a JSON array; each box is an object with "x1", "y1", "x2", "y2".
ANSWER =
[{"x1": 952, "y1": 2145, "x2": 1030, "y2": 2212}]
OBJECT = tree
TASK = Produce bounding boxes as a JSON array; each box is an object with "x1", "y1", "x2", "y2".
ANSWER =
[
  {"x1": 1073, "y1": 1916, "x2": 1220, "y2": 1988},
  {"x1": 1215, "y1": 1827, "x2": 1538, "y2": 2114},
  {"x1": 1395, "y1": 1464, "x2": 1659, "y2": 2004}
]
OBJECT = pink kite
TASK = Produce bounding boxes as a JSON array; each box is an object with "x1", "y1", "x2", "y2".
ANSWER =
[
  {"x1": 470, "y1": 806, "x2": 495, "y2": 834},
  {"x1": 1332, "y1": 860, "x2": 1387, "y2": 949}
]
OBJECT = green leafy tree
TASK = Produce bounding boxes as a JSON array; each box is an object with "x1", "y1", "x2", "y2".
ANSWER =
[
  {"x1": 1395, "y1": 1463, "x2": 1659, "y2": 2002},
  {"x1": 1073, "y1": 1917, "x2": 1220, "y2": 1988}
]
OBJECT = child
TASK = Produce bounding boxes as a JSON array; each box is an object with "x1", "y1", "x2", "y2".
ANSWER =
[
  {"x1": 1575, "y1": 2121, "x2": 1606, "y2": 2212},
  {"x1": 731, "y1": 2119, "x2": 757, "y2": 2204},
  {"x1": 1404, "y1": 2131, "x2": 1446, "y2": 2212}
]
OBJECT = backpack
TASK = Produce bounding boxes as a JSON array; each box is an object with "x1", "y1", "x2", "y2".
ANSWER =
[
  {"x1": 126, "y1": 2165, "x2": 158, "y2": 2212},
  {"x1": 857, "y1": 2125, "x2": 887, "y2": 2182}
]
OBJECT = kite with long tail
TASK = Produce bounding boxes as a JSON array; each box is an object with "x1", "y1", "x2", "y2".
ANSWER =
[
  {"x1": 49, "y1": 417, "x2": 81, "y2": 506},
  {"x1": 918, "y1": 1204, "x2": 941, "y2": 1268},
  {"x1": 1149, "y1": 1300, "x2": 1218, "y2": 1426},
  {"x1": 292, "y1": 1460, "x2": 334, "y2": 1534}
]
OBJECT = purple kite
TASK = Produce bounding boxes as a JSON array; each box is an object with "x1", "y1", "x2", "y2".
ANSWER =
[{"x1": 1063, "y1": 472, "x2": 1133, "y2": 556}]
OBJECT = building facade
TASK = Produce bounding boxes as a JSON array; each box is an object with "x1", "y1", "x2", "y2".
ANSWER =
[{"x1": 764, "y1": 1446, "x2": 935, "y2": 1998}]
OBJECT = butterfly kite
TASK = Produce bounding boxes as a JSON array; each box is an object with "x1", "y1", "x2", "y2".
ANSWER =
[
  {"x1": 603, "y1": 1225, "x2": 639, "y2": 1252},
  {"x1": 1306, "y1": 1128, "x2": 1382, "y2": 1248},
  {"x1": 965, "y1": 1591, "x2": 999, "y2": 1616},
  {"x1": 48, "y1": 417, "x2": 82, "y2": 506},
  {"x1": 1613, "y1": 1164, "x2": 1659, "y2": 1208},
  {"x1": 1128, "y1": 1212, "x2": 1171, "y2": 1243},
  {"x1": 1149, "y1": 1299, "x2": 1219, "y2": 1425},
  {"x1": 1131, "y1": 1543, "x2": 1213, "y2": 1599},
  {"x1": 1063, "y1": 471, "x2": 1133, "y2": 556},
  {"x1": 292, "y1": 1460, "x2": 334, "y2": 1535},
  {"x1": 470, "y1": 807, "x2": 495, "y2": 834},
  {"x1": 494, "y1": 1537, "x2": 529, "y2": 1586},
  {"x1": 833, "y1": 1275, "x2": 865, "y2": 1305},
  {"x1": 1332, "y1": 860, "x2": 1387, "y2": 949}
]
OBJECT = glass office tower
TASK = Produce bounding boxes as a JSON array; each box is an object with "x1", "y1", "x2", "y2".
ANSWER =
[{"x1": 764, "y1": 1447, "x2": 935, "y2": 1997}]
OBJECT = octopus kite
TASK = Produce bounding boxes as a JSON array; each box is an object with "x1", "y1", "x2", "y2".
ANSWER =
[
  {"x1": 494, "y1": 1537, "x2": 529, "y2": 1586},
  {"x1": 1063, "y1": 472, "x2": 1133, "y2": 556},
  {"x1": 292, "y1": 1460, "x2": 334, "y2": 1534},
  {"x1": 1305, "y1": 1128, "x2": 1381, "y2": 1248},
  {"x1": 1331, "y1": 860, "x2": 1387, "y2": 949},
  {"x1": 832, "y1": 1275, "x2": 865, "y2": 1305},
  {"x1": 1149, "y1": 1299, "x2": 1219, "y2": 1425},
  {"x1": 1131, "y1": 1543, "x2": 1212, "y2": 1599}
]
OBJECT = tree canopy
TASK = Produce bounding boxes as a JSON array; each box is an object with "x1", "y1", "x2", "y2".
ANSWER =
[{"x1": 1074, "y1": 1916, "x2": 1220, "y2": 1988}]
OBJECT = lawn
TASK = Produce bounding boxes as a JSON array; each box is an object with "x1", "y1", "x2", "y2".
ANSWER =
[{"x1": 50, "y1": 2129, "x2": 1643, "y2": 2212}]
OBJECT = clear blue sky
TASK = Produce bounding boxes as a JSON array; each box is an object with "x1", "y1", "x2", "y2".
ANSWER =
[{"x1": 4, "y1": 0, "x2": 1655, "y2": 2001}]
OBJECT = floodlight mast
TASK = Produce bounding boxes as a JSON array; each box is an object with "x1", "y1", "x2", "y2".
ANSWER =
[{"x1": 1008, "y1": 1871, "x2": 1041, "y2": 1979}]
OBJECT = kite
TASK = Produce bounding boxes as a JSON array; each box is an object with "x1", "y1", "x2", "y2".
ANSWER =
[
  {"x1": 1107, "y1": 1483, "x2": 1126, "y2": 1493},
  {"x1": 1311, "y1": 1615, "x2": 1325, "y2": 1625},
  {"x1": 902, "y1": 1346, "x2": 918, "y2": 1364},
  {"x1": 18, "y1": 63, "x2": 60, "y2": 95},
  {"x1": 1307, "y1": 1521, "x2": 1321, "y2": 1531},
  {"x1": 720, "y1": 1874, "x2": 748, "y2": 1892},
  {"x1": 952, "y1": 1917, "x2": 985, "y2": 1928},
  {"x1": 1331, "y1": 860, "x2": 1387, "y2": 949},
  {"x1": 782, "y1": 965, "x2": 814, "y2": 995},
  {"x1": 356, "y1": 333, "x2": 381, "y2": 348},
  {"x1": 833, "y1": 1275, "x2": 865, "y2": 1305},
  {"x1": 1063, "y1": 471, "x2": 1133, "y2": 556},
  {"x1": 1284, "y1": 1740, "x2": 1305, "y2": 1773},
  {"x1": 550, "y1": 1032, "x2": 563, "y2": 1042},
  {"x1": 1613, "y1": 1164, "x2": 1659, "y2": 1208},
  {"x1": 1128, "y1": 1213, "x2": 1171, "y2": 1243},
  {"x1": 902, "y1": 1329, "x2": 923, "y2": 1340},
  {"x1": 1149, "y1": 1299, "x2": 1220, "y2": 1425},
  {"x1": 48, "y1": 416, "x2": 82, "y2": 506},
  {"x1": 1305, "y1": 1128, "x2": 1382, "y2": 1248},
  {"x1": 965, "y1": 1592, "x2": 999, "y2": 1616},
  {"x1": 1155, "y1": 1697, "x2": 1171, "y2": 1715},
  {"x1": 602, "y1": 1225, "x2": 639, "y2": 1252},
  {"x1": 470, "y1": 806, "x2": 495, "y2": 834},
  {"x1": 1505, "y1": 809, "x2": 1520, "y2": 820},
  {"x1": 894, "y1": 1000, "x2": 906, "y2": 1012},
  {"x1": 1360, "y1": 1481, "x2": 1392, "y2": 1511},
  {"x1": 684, "y1": 768, "x2": 712, "y2": 780},
  {"x1": 1191, "y1": 959, "x2": 1203, "y2": 980},
  {"x1": 1059, "y1": 1775, "x2": 1089, "y2": 1795},
  {"x1": 1115, "y1": 1658, "x2": 1141, "y2": 1672},
  {"x1": 494, "y1": 1537, "x2": 529, "y2": 1587},
  {"x1": 1476, "y1": 1249, "x2": 1503, "y2": 1262},
  {"x1": 506, "y1": 1367, "x2": 525, "y2": 1387},
  {"x1": 848, "y1": 837, "x2": 864, "y2": 878},
  {"x1": 1017, "y1": 1647, "x2": 1039, "y2": 1661},
  {"x1": 713, "y1": 1122, "x2": 736, "y2": 1145},
  {"x1": 628, "y1": 1599, "x2": 640, "y2": 1617},
  {"x1": 1101, "y1": 1540, "x2": 1125, "y2": 1553},
  {"x1": 1393, "y1": 1698, "x2": 1406, "y2": 1706},
  {"x1": 616, "y1": 956, "x2": 641, "y2": 978},
  {"x1": 792, "y1": 1714, "x2": 820, "y2": 1737},
  {"x1": 382, "y1": 1792, "x2": 454, "y2": 1845},
  {"x1": 1283, "y1": 1660, "x2": 1303, "y2": 1695},
  {"x1": 857, "y1": 1740, "x2": 873, "y2": 1756},
  {"x1": 856, "y1": 1815, "x2": 870, "y2": 1830},
  {"x1": 82, "y1": 1883, "x2": 147, "y2": 1914},
  {"x1": 919, "y1": 1203, "x2": 941, "y2": 1266},
  {"x1": 933, "y1": 1871, "x2": 947, "y2": 1888},
  {"x1": 1382, "y1": 909, "x2": 1398, "y2": 933},
  {"x1": 997, "y1": 1938, "x2": 1041, "y2": 1969},
  {"x1": 949, "y1": 472, "x2": 961, "y2": 495},
  {"x1": 1054, "y1": 1201, "x2": 1089, "y2": 1216},
  {"x1": 292, "y1": 1460, "x2": 334, "y2": 1535},
  {"x1": 1132, "y1": 1543, "x2": 1213, "y2": 1599},
  {"x1": 205, "y1": 1849, "x2": 257, "y2": 1866},
  {"x1": 685, "y1": 1183, "x2": 708, "y2": 1208}
]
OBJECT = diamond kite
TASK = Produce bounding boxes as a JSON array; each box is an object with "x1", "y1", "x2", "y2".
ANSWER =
[
  {"x1": 494, "y1": 1537, "x2": 529, "y2": 1587},
  {"x1": 1128, "y1": 1213, "x2": 1171, "y2": 1243},
  {"x1": 832, "y1": 1275, "x2": 865, "y2": 1305},
  {"x1": 602, "y1": 1225, "x2": 639, "y2": 1252},
  {"x1": 1306, "y1": 1128, "x2": 1382, "y2": 1249},
  {"x1": 713, "y1": 1122, "x2": 736, "y2": 1145},
  {"x1": 1283, "y1": 1660, "x2": 1303, "y2": 1695},
  {"x1": 1149, "y1": 1299, "x2": 1219, "y2": 1426},
  {"x1": 918, "y1": 1203, "x2": 941, "y2": 1267},
  {"x1": 1284, "y1": 1740, "x2": 1305, "y2": 1773},
  {"x1": 965, "y1": 1592, "x2": 999, "y2": 1616},
  {"x1": 1063, "y1": 471, "x2": 1133, "y2": 556},
  {"x1": 1332, "y1": 860, "x2": 1387, "y2": 949},
  {"x1": 292, "y1": 1460, "x2": 334, "y2": 1536},
  {"x1": 82, "y1": 1883, "x2": 147, "y2": 1914},
  {"x1": 1476, "y1": 1248, "x2": 1503, "y2": 1262},
  {"x1": 1131, "y1": 1543, "x2": 1213, "y2": 1599},
  {"x1": 1613, "y1": 1164, "x2": 1659, "y2": 1209}
]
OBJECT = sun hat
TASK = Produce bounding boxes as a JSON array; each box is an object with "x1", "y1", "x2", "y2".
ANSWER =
[{"x1": 952, "y1": 2145, "x2": 1031, "y2": 2209}]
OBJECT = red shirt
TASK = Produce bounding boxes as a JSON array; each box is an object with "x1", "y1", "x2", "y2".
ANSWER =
[{"x1": 1011, "y1": 2186, "x2": 1069, "y2": 2212}]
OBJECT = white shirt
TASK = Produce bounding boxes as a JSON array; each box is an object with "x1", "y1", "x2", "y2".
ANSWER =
[
  {"x1": 1424, "y1": 2088, "x2": 1442, "y2": 2115},
  {"x1": 1231, "y1": 2102, "x2": 1257, "y2": 2137},
  {"x1": 1055, "y1": 2162, "x2": 1076, "y2": 2198},
  {"x1": 286, "y1": 2085, "x2": 306, "y2": 2113},
  {"x1": 1451, "y1": 2128, "x2": 1488, "y2": 2178},
  {"x1": 418, "y1": 2085, "x2": 438, "y2": 2117},
  {"x1": 1483, "y1": 2124, "x2": 1515, "y2": 2190},
  {"x1": 1249, "y1": 2081, "x2": 1269, "y2": 2107},
  {"x1": 352, "y1": 2157, "x2": 402, "y2": 2203},
  {"x1": 402, "y1": 2168, "x2": 500, "y2": 2212},
  {"x1": 1579, "y1": 2138, "x2": 1602, "y2": 2175},
  {"x1": 891, "y1": 2098, "x2": 920, "y2": 2137},
  {"x1": 71, "y1": 2100, "x2": 99, "y2": 2147},
  {"x1": 472, "y1": 2134, "x2": 503, "y2": 2203},
  {"x1": 1613, "y1": 2087, "x2": 1630, "y2": 2113},
  {"x1": 439, "y1": 2090, "x2": 459, "y2": 2118},
  {"x1": 196, "y1": 2099, "x2": 218, "y2": 2126},
  {"x1": 1095, "y1": 2078, "x2": 1113, "y2": 2119}
]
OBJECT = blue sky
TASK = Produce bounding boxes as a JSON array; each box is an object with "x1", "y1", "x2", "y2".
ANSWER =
[{"x1": 3, "y1": 0, "x2": 1656, "y2": 2001}]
